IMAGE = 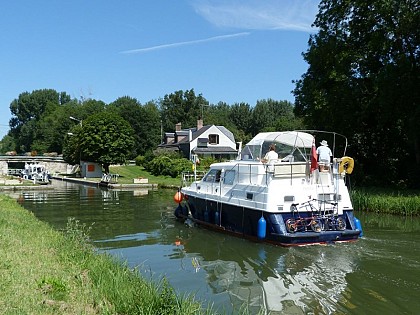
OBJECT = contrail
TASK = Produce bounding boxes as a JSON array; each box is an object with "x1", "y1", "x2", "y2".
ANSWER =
[{"x1": 120, "y1": 32, "x2": 250, "y2": 54}]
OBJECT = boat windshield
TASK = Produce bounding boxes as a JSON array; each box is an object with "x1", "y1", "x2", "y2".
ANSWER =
[{"x1": 240, "y1": 131, "x2": 314, "y2": 162}]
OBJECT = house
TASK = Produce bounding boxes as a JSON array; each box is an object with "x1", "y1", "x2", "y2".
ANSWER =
[{"x1": 159, "y1": 119, "x2": 238, "y2": 160}]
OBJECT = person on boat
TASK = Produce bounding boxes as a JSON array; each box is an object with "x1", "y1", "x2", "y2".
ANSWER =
[
  {"x1": 317, "y1": 140, "x2": 332, "y2": 171},
  {"x1": 261, "y1": 144, "x2": 279, "y2": 164}
]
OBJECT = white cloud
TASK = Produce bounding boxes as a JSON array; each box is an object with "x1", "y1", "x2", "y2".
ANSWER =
[
  {"x1": 120, "y1": 32, "x2": 250, "y2": 54},
  {"x1": 191, "y1": 0, "x2": 319, "y2": 32}
]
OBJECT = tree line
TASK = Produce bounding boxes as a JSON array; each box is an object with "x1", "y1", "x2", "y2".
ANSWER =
[
  {"x1": 0, "y1": 88, "x2": 301, "y2": 171},
  {"x1": 1, "y1": 0, "x2": 417, "y2": 188}
]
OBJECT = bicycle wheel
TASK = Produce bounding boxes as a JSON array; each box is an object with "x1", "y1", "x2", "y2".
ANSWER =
[
  {"x1": 310, "y1": 219, "x2": 322, "y2": 233},
  {"x1": 286, "y1": 218, "x2": 297, "y2": 233},
  {"x1": 336, "y1": 217, "x2": 346, "y2": 230}
]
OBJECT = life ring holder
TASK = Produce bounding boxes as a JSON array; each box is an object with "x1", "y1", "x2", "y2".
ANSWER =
[{"x1": 339, "y1": 156, "x2": 354, "y2": 174}]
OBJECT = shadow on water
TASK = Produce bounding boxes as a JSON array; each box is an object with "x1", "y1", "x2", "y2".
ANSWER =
[{"x1": 7, "y1": 181, "x2": 420, "y2": 314}]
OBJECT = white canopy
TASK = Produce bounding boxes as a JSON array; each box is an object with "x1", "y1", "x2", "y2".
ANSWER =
[{"x1": 246, "y1": 131, "x2": 314, "y2": 148}]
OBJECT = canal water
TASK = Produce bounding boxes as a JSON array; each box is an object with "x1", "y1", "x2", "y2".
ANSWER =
[{"x1": 6, "y1": 180, "x2": 420, "y2": 314}]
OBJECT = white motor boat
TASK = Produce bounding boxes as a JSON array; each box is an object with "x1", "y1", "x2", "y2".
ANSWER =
[{"x1": 175, "y1": 130, "x2": 362, "y2": 246}]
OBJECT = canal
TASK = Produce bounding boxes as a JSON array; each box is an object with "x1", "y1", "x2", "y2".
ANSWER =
[{"x1": 6, "y1": 180, "x2": 420, "y2": 314}]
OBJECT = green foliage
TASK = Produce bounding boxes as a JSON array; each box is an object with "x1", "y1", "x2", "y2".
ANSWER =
[
  {"x1": 5, "y1": 87, "x2": 307, "y2": 181},
  {"x1": 135, "y1": 154, "x2": 146, "y2": 166},
  {"x1": 159, "y1": 89, "x2": 209, "y2": 131},
  {"x1": 146, "y1": 155, "x2": 192, "y2": 178},
  {"x1": 351, "y1": 188, "x2": 420, "y2": 216},
  {"x1": 196, "y1": 156, "x2": 217, "y2": 171},
  {"x1": 251, "y1": 99, "x2": 299, "y2": 135},
  {"x1": 9, "y1": 89, "x2": 73, "y2": 153},
  {"x1": 78, "y1": 111, "x2": 135, "y2": 171},
  {"x1": 293, "y1": 0, "x2": 419, "y2": 187},
  {"x1": 62, "y1": 125, "x2": 82, "y2": 165},
  {"x1": 0, "y1": 134, "x2": 16, "y2": 154},
  {"x1": 37, "y1": 277, "x2": 68, "y2": 301},
  {"x1": 143, "y1": 150, "x2": 192, "y2": 178},
  {"x1": 63, "y1": 217, "x2": 93, "y2": 248},
  {"x1": 109, "y1": 97, "x2": 161, "y2": 156}
]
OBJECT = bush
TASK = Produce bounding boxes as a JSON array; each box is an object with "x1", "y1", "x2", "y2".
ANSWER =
[
  {"x1": 135, "y1": 155, "x2": 146, "y2": 166},
  {"x1": 146, "y1": 156, "x2": 192, "y2": 178},
  {"x1": 196, "y1": 157, "x2": 217, "y2": 171},
  {"x1": 142, "y1": 150, "x2": 193, "y2": 178}
]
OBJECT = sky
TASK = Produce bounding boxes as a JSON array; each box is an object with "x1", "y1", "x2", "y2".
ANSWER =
[{"x1": 0, "y1": 0, "x2": 319, "y2": 138}]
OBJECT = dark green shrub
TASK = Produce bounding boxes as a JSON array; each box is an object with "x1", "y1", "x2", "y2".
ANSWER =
[{"x1": 135, "y1": 155, "x2": 145, "y2": 166}]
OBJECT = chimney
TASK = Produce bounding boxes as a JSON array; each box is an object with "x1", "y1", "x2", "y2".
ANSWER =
[
  {"x1": 175, "y1": 122, "x2": 181, "y2": 132},
  {"x1": 197, "y1": 119, "x2": 203, "y2": 130}
]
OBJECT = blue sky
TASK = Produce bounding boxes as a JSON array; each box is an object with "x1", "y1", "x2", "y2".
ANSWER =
[{"x1": 0, "y1": 0, "x2": 319, "y2": 138}]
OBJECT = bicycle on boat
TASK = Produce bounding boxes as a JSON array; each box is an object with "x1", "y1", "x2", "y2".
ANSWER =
[
  {"x1": 285, "y1": 199, "x2": 346, "y2": 233},
  {"x1": 285, "y1": 201, "x2": 322, "y2": 233}
]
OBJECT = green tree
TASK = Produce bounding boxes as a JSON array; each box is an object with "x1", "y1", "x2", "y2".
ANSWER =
[
  {"x1": 229, "y1": 103, "x2": 252, "y2": 132},
  {"x1": 159, "y1": 89, "x2": 208, "y2": 131},
  {"x1": 9, "y1": 89, "x2": 72, "y2": 153},
  {"x1": 293, "y1": 0, "x2": 419, "y2": 187},
  {"x1": 0, "y1": 134, "x2": 16, "y2": 154},
  {"x1": 251, "y1": 99, "x2": 296, "y2": 134},
  {"x1": 62, "y1": 124, "x2": 82, "y2": 166},
  {"x1": 64, "y1": 112, "x2": 135, "y2": 173},
  {"x1": 109, "y1": 97, "x2": 161, "y2": 155}
]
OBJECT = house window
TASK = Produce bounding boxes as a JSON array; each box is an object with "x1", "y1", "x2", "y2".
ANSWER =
[{"x1": 208, "y1": 134, "x2": 219, "y2": 144}]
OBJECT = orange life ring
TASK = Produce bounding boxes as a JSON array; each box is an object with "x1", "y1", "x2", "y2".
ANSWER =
[{"x1": 339, "y1": 156, "x2": 354, "y2": 174}]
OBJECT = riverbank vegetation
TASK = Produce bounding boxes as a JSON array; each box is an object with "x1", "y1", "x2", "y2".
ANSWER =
[
  {"x1": 351, "y1": 187, "x2": 420, "y2": 216},
  {"x1": 0, "y1": 195, "x2": 214, "y2": 314}
]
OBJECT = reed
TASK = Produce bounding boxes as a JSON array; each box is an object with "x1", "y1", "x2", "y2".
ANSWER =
[
  {"x1": 351, "y1": 187, "x2": 420, "y2": 216},
  {"x1": 0, "y1": 196, "x2": 214, "y2": 314}
]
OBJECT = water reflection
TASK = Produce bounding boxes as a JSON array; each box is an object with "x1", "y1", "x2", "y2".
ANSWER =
[
  {"x1": 5, "y1": 181, "x2": 420, "y2": 315},
  {"x1": 167, "y1": 230, "x2": 358, "y2": 314}
]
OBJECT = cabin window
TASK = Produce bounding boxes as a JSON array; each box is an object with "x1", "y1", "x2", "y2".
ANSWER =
[
  {"x1": 203, "y1": 169, "x2": 222, "y2": 182},
  {"x1": 208, "y1": 134, "x2": 219, "y2": 144},
  {"x1": 223, "y1": 170, "x2": 235, "y2": 185},
  {"x1": 203, "y1": 169, "x2": 217, "y2": 182},
  {"x1": 246, "y1": 192, "x2": 253, "y2": 200}
]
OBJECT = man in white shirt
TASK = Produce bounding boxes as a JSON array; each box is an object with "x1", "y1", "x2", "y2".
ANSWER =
[
  {"x1": 316, "y1": 140, "x2": 332, "y2": 171},
  {"x1": 262, "y1": 144, "x2": 278, "y2": 163}
]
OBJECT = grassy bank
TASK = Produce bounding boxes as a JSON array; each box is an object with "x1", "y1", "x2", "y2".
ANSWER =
[
  {"x1": 0, "y1": 195, "x2": 212, "y2": 315},
  {"x1": 109, "y1": 165, "x2": 181, "y2": 187},
  {"x1": 351, "y1": 187, "x2": 420, "y2": 216}
]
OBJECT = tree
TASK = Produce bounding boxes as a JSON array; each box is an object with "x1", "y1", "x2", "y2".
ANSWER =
[
  {"x1": 9, "y1": 89, "x2": 72, "y2": 153},
  {"x1": 109, "y1": 97, "x2": 161, "y2": 156},
  {"x1": 251, "y1": 99, "x2": 296, "y2": 134},
  {"x1": 293, "y1": 0, "x2": 419, "y2": 187},
  {"x1": 159, "y1": 89, "x2": 208, "y2": 131},
  {"x1": 138, "y1": 101, "x2": 161, "y2": 154},
  {"x1": 0, "y1": 134, "x2": 16, "y2": 154},
  {"x1": 62, "y1": 124, "x2": 82, "y2": 166},
  {"x1": 64, "y1": 112, "x2": 135, "y2": 173},
  {"x1": 229, "y1": 102, "x2": 252, "y2": 133}
]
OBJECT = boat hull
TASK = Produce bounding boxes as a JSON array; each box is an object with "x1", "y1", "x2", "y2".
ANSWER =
[{"x1": 177, "y1": 195, "x2": 361, "y2": 247}]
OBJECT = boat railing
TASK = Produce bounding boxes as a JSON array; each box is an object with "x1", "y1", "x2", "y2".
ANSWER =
[{"x1": 181, "y1": 171, "x2": 206, "y2": 187}]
